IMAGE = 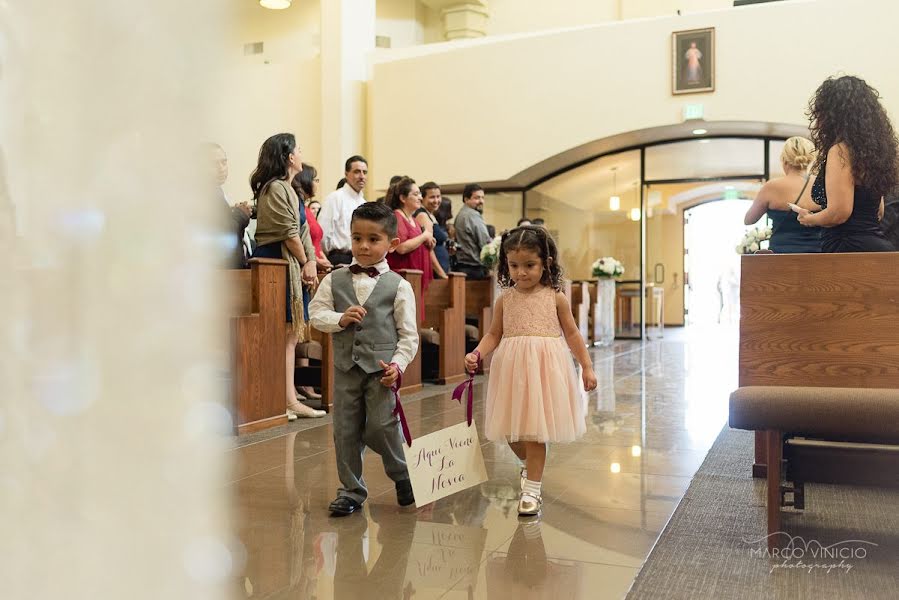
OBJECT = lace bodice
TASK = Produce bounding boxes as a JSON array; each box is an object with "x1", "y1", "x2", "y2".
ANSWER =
[{"x1": 501, "y1": 286, "x2": 562, "y2": 337}]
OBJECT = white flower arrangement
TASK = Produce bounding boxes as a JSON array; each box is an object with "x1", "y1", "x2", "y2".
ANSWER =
[
  {"x1": 479, "y1": 235, "x2": 503, "y2": 269},
  {"x1": 736, "y1": 225, "x2": 773, "y2": 254},
  {"x1": 591, "y1": 256, "x2": 625, "y2": 279}
]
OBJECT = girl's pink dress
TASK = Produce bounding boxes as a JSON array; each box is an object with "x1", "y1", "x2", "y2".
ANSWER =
[
  {"x1": 387, "y1": 209, "x2": 432, "y2": 320},
  {"x1": 485, "y1": 286, "x2": 586, "y2": 443}
]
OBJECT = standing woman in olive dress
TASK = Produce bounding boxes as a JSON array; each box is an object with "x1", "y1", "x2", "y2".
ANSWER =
[
  {"x1": 796, "y1": 76, "x2": 898, "y2": 252},
  {"x1": 251, "y1": 133, "x2": 325, "y2": 419}
]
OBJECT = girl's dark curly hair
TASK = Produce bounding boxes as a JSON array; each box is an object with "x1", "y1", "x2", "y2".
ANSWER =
[
  {"x1": 807, "y1": 75, "x2": 899, "y2": 199},
  {"x1": 497, "y1": 225, "x2": 564, "y2": 291}
]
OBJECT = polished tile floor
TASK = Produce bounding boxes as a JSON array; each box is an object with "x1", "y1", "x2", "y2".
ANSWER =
[{"x1": 232, "y1": 325, "x2": 738, "y2": 599}]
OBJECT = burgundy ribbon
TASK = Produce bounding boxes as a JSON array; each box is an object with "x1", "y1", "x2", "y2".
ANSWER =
[
  {"x1": 451, "y1": 350, "x2": 480, "y2": 426},
  {"x1": 389, "y1": 363, "x2": 413, "y2": 447}
]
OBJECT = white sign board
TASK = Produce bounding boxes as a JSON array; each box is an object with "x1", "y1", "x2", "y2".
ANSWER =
[{"x1": 403, "y1": 421, "x2": 488, "y2": 506}]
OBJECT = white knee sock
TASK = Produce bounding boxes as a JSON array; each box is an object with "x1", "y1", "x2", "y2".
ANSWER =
[{"x1": 522, "y1": 479, "x2": 542, "y2": 497}]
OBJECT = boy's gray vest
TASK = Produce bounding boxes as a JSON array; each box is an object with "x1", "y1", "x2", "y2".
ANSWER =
[{"x1": 331, "y1": 267, "x2": 402, "y2": 374}]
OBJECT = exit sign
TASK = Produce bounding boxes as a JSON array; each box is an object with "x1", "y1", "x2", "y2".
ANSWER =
[{"x1": 683, "y1": 103, "x2": 704, "y2": 121}]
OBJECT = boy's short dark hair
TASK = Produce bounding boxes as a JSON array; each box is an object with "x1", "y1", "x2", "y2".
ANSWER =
[{"x1": 351, "y1": 201, "x2": 398, "y2": 238}]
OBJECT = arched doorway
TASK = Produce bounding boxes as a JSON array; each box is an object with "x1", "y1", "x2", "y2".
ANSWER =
[{"x1": 440, "y1": 125, "x2": 804, "y2": 339}]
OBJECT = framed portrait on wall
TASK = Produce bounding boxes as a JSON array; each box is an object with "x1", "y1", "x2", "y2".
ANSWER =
[{"x1": 672, "y1": 27, "x2": 715, "y2": 95}]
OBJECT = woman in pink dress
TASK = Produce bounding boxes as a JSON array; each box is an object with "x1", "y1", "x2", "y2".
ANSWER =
[
  {"x1": 464, "y1": 226, "x2": 597, "y2": 517},
  {"x1": 385, "y1": 176, "x2": 434, "y2": 320}
]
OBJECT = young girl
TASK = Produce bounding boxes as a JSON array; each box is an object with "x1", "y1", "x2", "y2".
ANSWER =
[{"x1": 465, "y1": 226, "x2": 597, "y2": 516}]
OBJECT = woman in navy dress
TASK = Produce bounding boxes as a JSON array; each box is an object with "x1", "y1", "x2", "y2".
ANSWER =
[
  {"x1": 796, "y1": 76, "x2": 897, "y2": 252},
  {"x1": 744, "y1": 136, "x2": 822, "y2": 253},
  {"x1": 414, "y1": 181, "x2": 451, "y2": 279}
]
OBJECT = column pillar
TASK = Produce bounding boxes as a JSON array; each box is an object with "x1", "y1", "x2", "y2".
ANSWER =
[
  {"x1": 320, "y1": 0, "x2": 375, "y2": 195},
  {"x1": 421, "y1": 1, "x2": 489, "y2": 41}
]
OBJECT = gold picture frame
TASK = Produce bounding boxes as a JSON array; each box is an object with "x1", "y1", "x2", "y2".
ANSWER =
[{"x1": 672, "y1": 27, "x2": 715, "y2": 95}]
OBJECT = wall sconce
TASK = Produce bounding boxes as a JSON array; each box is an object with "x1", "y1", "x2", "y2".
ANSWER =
[
  {"x1": 629, "y1": 208, "x2": 641, "y2": 221},
  {"x1": 260, "y1": 0, "x2": 291, "y2": 9},
  {"x1": 609, "y1": 196, "x2": 620, "y2": 211}
]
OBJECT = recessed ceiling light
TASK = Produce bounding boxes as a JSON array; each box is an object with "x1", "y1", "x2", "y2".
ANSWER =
[
  {"x1": 692, "y1": 128, "x2": 708, "y2": 135},
  {"x1": 260, "y1": 0, "x2": 291, "y2": 8}
]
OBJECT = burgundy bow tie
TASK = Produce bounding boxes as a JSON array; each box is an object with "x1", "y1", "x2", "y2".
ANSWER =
[{"x1": 348, "y1": 264, "x2": 380, "y2": 278}]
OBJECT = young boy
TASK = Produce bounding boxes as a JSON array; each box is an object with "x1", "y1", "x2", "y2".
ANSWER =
[{"x1": 309, "y1": 202, "x2": 419, "y2": 516}]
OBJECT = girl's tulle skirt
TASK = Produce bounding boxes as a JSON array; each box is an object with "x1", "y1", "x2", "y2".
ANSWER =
[{"x1": 484, "y1": 336, "x2": 586, "y2": 443}]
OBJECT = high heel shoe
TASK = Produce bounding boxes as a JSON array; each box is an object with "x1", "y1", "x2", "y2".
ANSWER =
[
  {"x1": 295, "y1": 386, "x2": 323, "y2": 400},
  {"x1": 287, "y1": 402, "x2": 326, "y2": 419}
]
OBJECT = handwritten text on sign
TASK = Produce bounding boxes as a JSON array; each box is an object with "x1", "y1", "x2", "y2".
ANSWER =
[{"x1": 402, "y1": 421, "x2": 488, "y2": 506}]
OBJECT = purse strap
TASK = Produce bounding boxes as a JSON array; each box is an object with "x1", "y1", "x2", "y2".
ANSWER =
[{"x1": 793, "y1": 173, "x2": 812, "y2": 206}]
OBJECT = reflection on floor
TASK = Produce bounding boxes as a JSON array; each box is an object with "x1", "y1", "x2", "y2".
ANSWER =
[{"x1": 232, "y1": 326, "x2": 737, "y2": 599}]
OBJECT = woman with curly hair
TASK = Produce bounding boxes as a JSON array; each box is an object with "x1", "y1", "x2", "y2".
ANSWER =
[{"x1": 796, "y1": 75, "x2": 898, "y2": 252}]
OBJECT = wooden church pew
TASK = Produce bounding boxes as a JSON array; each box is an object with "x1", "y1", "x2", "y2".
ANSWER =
[
  {"x1": 420, "y1": 272, "x2": 467, "y2": 385},
  {"x1": 465, "y1": 277, "x2": 497, "y2": 339},
  {"x1": 223, "y1": 258, "x2": 288, "y2": 434},
  {"x1": 398, "y1": 269, "x2": 423, "y2": 395},
  {"x1": 731, "y1": 252, "x2": 899, "y2": 550}
]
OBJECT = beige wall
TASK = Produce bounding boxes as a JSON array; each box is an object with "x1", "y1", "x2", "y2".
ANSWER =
[
  {"x1": 211, "y1": 0, "x2": 802, "y2": 202},
  {"x1": 418, "y1": 0, "x2": 732, "y2": 41},
  {"x1": 213, "y1": 0, "x2": 322, "y2": 204},
  {"x1": 487, "y1": 0, "x2": 620, "y2": 35},
  {"x1": 620, "y1": 0, "x2": 732, "y2": 19},
  {"x1": 370, "y1": 0, "x2": 899, "y2": 190},
  {"x1": 377, "y1": 0, "x2": 426, "y2": 48}
]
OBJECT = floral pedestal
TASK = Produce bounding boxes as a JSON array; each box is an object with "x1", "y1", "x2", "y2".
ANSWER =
[{"x1": 595, "y1": 278, "x2": 616, "y2": 346}]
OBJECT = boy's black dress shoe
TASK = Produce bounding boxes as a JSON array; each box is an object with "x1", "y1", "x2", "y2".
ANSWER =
[
  {"x1": 396, "y1": 479, "x2": 415, "y2": 507},
  {"x1": 329, "y1": 496, "x2": 362, "y2": 516}
]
